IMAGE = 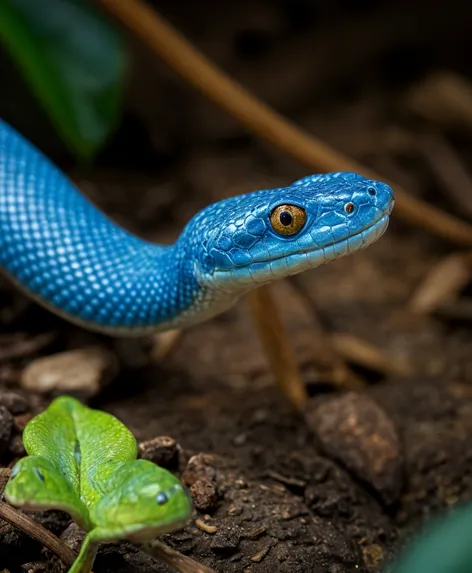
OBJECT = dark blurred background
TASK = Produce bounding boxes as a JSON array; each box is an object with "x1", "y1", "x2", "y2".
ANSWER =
[{"x1": 2, "y1": 0, "x2": 472, "y2": 185}]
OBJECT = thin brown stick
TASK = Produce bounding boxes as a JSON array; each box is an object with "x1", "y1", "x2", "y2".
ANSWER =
[
  {"x1": 142, "y1": 539, "x2": 216, "y2": 573},
  {"x1": 0, "y1": 469, "x2": 78, "y2": 567},
  {"x1": 97, "y1": 0, "x2": 472, "y2": 246},
  {"x1": 0, "y1": 469, "x2": 11, "y2": 494},
  {"x1": 409, "y1": 252, "x2": 472, "y2": 314},
  {"x1": 0, "y1": 467, "x2": 206, "y2": 573},
  {"x1": 246, "y1": 286, "x2": 308, "y2": 410},
  {"x1": 0, "y1": 332, "x2": 55, "y2": 363},
  {"x1": 0, "y1": 502, "x2": 76, "y2": 567},
  {"x1": 290, "y1": 278, "x2": 365, "y2": 391},
  {"x1": 418, "y1": 132, "x2": 472, "y2": 220}
]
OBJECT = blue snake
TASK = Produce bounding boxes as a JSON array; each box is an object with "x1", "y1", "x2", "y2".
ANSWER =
[{"x1": 0, "y1": 120, "x2": 394, "y2": 335}]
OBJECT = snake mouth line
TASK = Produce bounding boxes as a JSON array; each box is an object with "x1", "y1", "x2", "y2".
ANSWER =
[
  {"x1": 207, "y1": 209, "x2": 391, "y2": 290},
  {"x1": 259, "y1": 212, "x2": 390, "y2": 267},
  {"x1": 210, "y1": 212, "x2": 391, "y2": 289}
]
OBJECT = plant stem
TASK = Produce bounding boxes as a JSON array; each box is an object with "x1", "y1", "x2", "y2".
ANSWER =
[
  {"x1": 0, "y1": 502, "x2": 76, "y2": 567},
  {"x1": 246, "y1": 286, "x2": 308, "y2": 410},
  {"x1": 68, "y1": 532, "x2": 98, "y2": 573},
  {"x1": 142, "y1": 539, "x2": 216, "y2": 573}
]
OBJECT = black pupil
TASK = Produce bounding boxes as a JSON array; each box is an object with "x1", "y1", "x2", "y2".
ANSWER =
[
  {"x1": 280, "y1": 211, "x2": 293, "y2": 226},
  {"x1": 157, "y1": 493, "x2": 168, "y2": 505}
]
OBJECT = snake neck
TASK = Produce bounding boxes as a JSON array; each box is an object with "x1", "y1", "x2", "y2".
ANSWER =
[{"x1": 0, "y1": 120, "x2": 245, "y2": 334}]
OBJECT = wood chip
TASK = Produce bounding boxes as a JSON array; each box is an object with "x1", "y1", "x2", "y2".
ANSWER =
[
  {"x1": 266, "y1": 470, "x2": 306, "y2": 489},
  {"x1": 434, "y1": 298, "x2": 472, "y2": 321},
  {"x1": 142, "y1": 538, "x2": 216, "y2": 573},
  {"x1": 405, "y1": 71, "x2": 472, "y2": 132},
  {"x1": 195, "y1": 518, "x2": 217, "y2": 534},
  {"x1": 250, "y1": 542, "x2": 274, "y2": 563},
  {"x1": 417, "y1": 133, "x2": 472, "y2": 220},
  {"x1": 409, "y1": 252, "x2": 472, "y2": 314},
  {"x1": 0, "y1": 333, "x2": 55, "y2": 363},
  {"x1": 330, "y1": 332, "x2": 411, "y2": 376},
  {"x1": 21, "y1": 346, "x2": 119, "y2": 399},
  {"x1": 149, "y1": 329, "x2": 182, "y2": 361},
  {"x1": 0, "y1": 468, "x2": 11, "y2": 494},
  {"x1": 290, "y1": 277, "x2": 366, "y2": 391}
]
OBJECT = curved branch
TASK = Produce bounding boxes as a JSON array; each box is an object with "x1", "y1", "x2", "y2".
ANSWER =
[{"x1": 98, "y1": 0, "x2": 472, "y2": 246}]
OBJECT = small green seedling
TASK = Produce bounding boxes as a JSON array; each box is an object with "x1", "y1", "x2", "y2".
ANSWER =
[{"x1": 5, "y1": 395, "x2": 193, "y2": 573}]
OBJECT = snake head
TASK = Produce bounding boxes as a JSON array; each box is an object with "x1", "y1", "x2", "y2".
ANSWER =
[
  {"x1": 182, "y1": 172, "x2": 394, "y2": 293},
  {"x1": 89, "y1": 460, "x2": 193, "y2": 542}
]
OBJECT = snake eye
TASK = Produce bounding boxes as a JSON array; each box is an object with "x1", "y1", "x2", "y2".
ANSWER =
[
  {"x1": 156, "y1": 492, "x2": 169, "y2": 505},
  {"x1": 344, "y1": 202, "x2": 355, "y2": 214},
  {"x1": 270, "y1": 204, "x2": 306, "y2": 236},
  {"x1": 368, "y1": 187, "x2": 376, "y2": 196}
]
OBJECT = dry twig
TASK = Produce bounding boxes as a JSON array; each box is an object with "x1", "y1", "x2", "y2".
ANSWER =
[
  {"x1": 409, "y1": 252, "x2": 472, "y2": 314},
  {"x1": 0, "y1": 469, "x2": 209, "y2": 573},
  {"x1": 246, "y1": 286, "x2": 308, "y2": 410},
  {"x1": 418, "y1": 133, "x2": 472, "y2": 220},
  {"x1": 0, "y1": 332, "x2": 55, "y2": 363},
  {"x1": 0, "y1": 502, "x2": 77, "y2": 568},
  {"x1": 330, "y1": 333, "x2": 411, "y2": 376},
  {"x1": 142, "y1": 539, "x2": 216, "y2": 573},
  {"x1": 290, "y1": 278, "x2": 365, "y2": 391},
  {"x1": 98, "y1": 0, "x2": 472, "y2": 246}
]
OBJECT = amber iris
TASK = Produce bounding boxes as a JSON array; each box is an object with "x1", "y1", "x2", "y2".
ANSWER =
[{"x1": 270, "y1": 204, "x2": 306, "y2": 235}]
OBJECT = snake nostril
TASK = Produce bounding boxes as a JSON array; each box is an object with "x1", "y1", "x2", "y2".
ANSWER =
[
  {"x1": 368, "y1": 187, "x2": 376, "y2": 196},
  {"x1": 344, "y1": 202, "x2": 355, "y2": 214}
]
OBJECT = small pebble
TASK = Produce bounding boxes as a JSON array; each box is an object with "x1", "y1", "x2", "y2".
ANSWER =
[
  {"x1": 13, "y1": 414, "x2": 31, "y2": 433},
  {"x1": 210, "y1": 528, "x2": 241, "y2": 554},
  {"x1": 21, "y1": 565, "x2": 46, "y2": 573},
  {"x1": 243, "y1": 525, "x2": 267, "y2": 540},
  {"x1": 60, "y1": 522, "x2": 86, "y2": 553},
  {"x1": 362, "y1": 543, "x2": 385, "y2": 569},
  {"x1": 9, "y1": 435, "x2": 25, "y2": 457},
  {"x1": 0, "y1": 406, "x2": 13, "y2": 455},
  {"x1": 228, "y1": 505, "x2": 243, "y2": 517},
  {"x1": 250, "y1": 543, "x2": 273, "y2": 563},
  {"x1": 182, "y1": 453, "x2": 218, "y2": 486},
  {"x1": 0, "y1": 392, "x2": 27, "y2": 415},
  {"x1": 233, "y1": 433, "x2": 247, "y2": 446},
  {"x1": 305, "y1": 392, "x2": 404, "y2": 505},
  {"x1": 21, "y1": 346, "x2": 119, "y2": 399},
  {"x1": 139, "y1": 436, "x2": 180, "y2": 468},
  {"x1": 190, "y1": 479, "x2": 218, "y2": 512}
]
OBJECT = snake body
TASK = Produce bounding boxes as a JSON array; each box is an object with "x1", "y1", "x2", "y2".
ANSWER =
[{"x1": 0, "y1": 120, "x2": 394, "y2": 334}]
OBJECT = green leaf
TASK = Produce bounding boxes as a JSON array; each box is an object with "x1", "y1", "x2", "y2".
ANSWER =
[
  {"x1": 0, "y1": 0, "x2": 127, "y2": 159},
  {"x1": 5, "y1": 395, "x2": 137, "y2": 522},
  {"x1": 5, "y1": 395, "x2": 193, "y2": 573},
  {"x1": 389, "y1": 502, "x2": 472, "y2": 573},
  {"x1": 6, "y1": 456, "x2": 90, "y2": 528}
]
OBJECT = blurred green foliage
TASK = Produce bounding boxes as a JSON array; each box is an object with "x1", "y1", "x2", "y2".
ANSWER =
[
  {"x1": 387, "y1": 502, "x2": 472, "y2": 573},
  {"x1": 0, "y1": 0, "x2": 127, "y2": 159}
]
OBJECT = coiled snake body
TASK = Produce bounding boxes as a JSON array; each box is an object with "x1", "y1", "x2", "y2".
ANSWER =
[{"x1": 0, "y1": 120, "x2": 394, "y2": 334}]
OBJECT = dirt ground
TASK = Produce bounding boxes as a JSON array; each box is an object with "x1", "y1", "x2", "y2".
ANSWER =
[
  {"x1": 1, "y1": 155, "x2": 472, "y2": 573},
  {"x1": 2, "y1": 1, "x2": 472, "y2": 572}
]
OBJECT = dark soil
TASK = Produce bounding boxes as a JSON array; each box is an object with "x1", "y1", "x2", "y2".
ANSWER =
[{"x1": 1, "y1": 165, "x2": 472, "y2": 573}]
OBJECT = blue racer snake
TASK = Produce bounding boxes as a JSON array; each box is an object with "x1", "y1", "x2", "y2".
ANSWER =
[{"x1": 0, "y1": 120, "x2": 394, "y2": 335}]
